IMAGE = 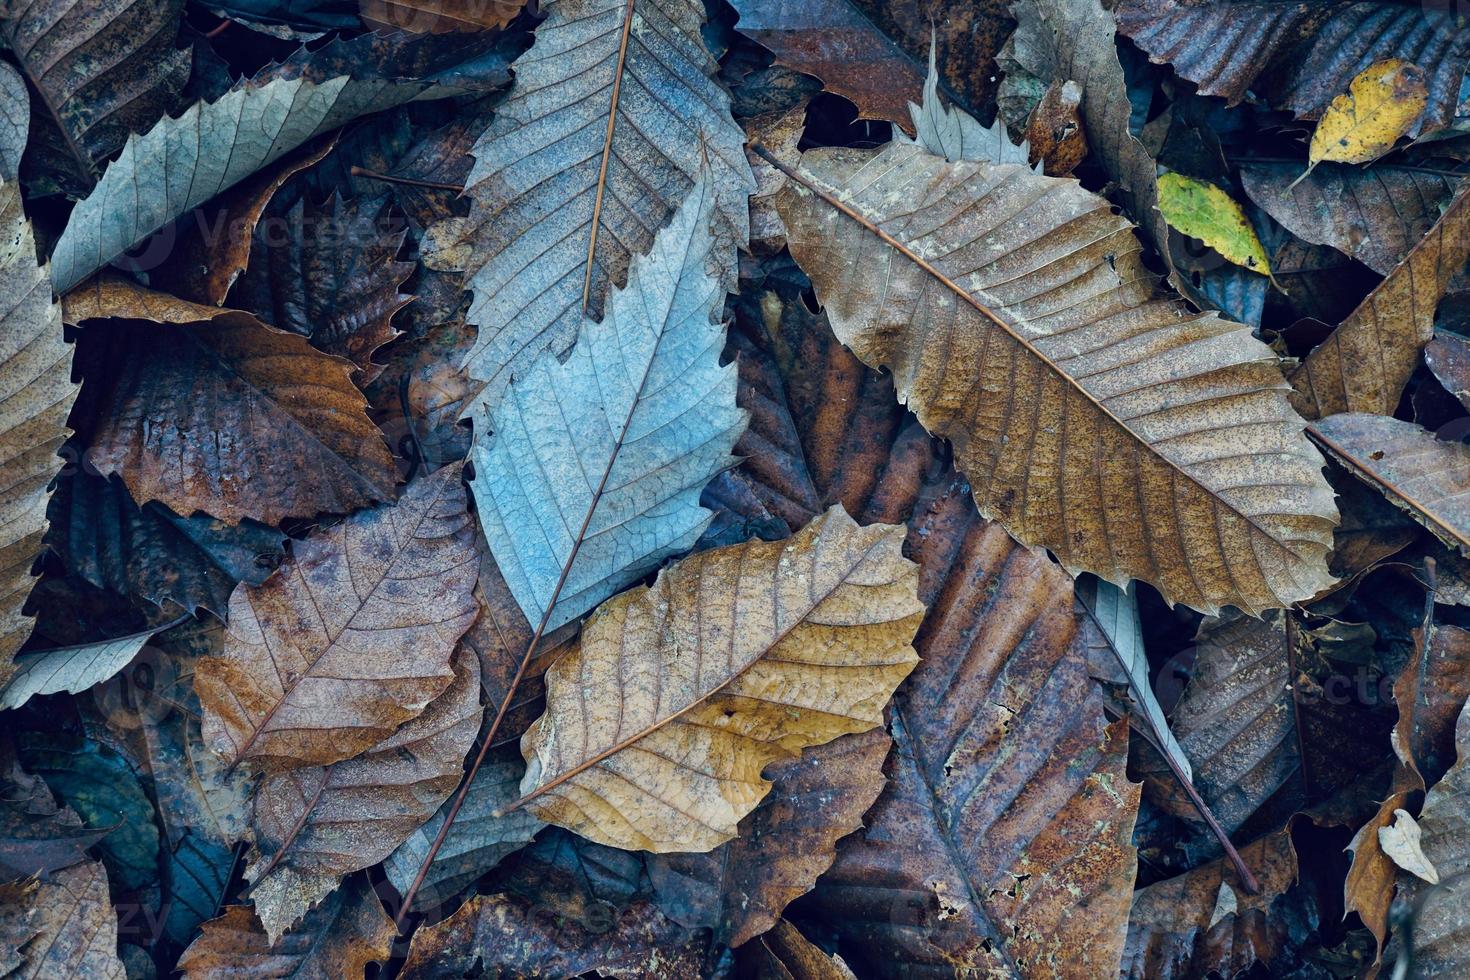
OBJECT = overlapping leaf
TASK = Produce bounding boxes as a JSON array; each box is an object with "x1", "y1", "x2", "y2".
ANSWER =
[
  {"x1": 65, "y1": 278, "x2": 396, "y2": 525},
  {"x1": 469, "y1": 177, "x2": 746, "y2": 631},
  {"x1": 49, "y1": 74, "x2": 430, "y2": 294},
  {"x1": 195, "y1": 465, "x2": 479, "y2": 772},
  {"x1": 1, "y1": 0, "x2": 191, "y2": 195},
  {"x1": 776, "y1": 137, "x2": 1339, "y2": 614},
  {"x1": 516, "y1": 505, "x2": 922, "y2": 852},
  {"x1": 0, "y1": 178, "x2": 74, "y2": 685},
  {"x1": 457, "y1": 0, "x2": 754, "y2": 410}
]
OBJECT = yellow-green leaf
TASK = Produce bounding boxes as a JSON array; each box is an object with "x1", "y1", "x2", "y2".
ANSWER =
[
  {"x1": 1309, "y1": 59, "x2": 1427, "y2": 168},
  {"x1": 1157, "y1": 172, "x2": 1272, "y2": 275}
]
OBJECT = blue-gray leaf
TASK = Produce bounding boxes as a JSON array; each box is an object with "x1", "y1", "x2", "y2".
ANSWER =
[{"x1": 470, "y1": 176, "x2": 747, "y2": 631}]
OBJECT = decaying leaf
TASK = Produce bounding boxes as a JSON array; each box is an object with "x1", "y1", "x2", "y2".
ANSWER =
[
  {"x1": 245, "y1": 647, "x2": 482, "y2": 941},
  {"x1": 360, "y1": 0, "x2": 525, "y2": 33},
  {"x1": 49, "y1": 74, "x2": 431, "y2": 294},
  {"x1": 46, "y1": 471, "x2": 286, "y2": 617},
  {"x1": 195, "y1": 465, "x2": 479, "y2": 772},
  {"x1": 805, "y1": 498, "x2": 1139, "y2": 977},
  {"x1": 775, "y1": 137, "x2": 1338, "y2": 614},
  {"x1": 745, "y1": 920, "x2": 857, "y2": 980},
  {"x1": 647, "y1": 729, "x2": 890, "y2": 947},
  {"x1": 1387, "y1": 698, "x2": 1470, "y2": 976},
  {"x1": 515, "y1": 505, "x2": 921, "y2": 852},
  {"x1": 65, "y1": 280, "x2": 397, "y2": 526},
  {"x1": 1156, "y1": 172, "x2": 1272, "y2": 276},
  {"x1": 469, "y1": 177, "x2": 745, "y2": 632},
  {"x1": 729, "y1": 0, "x2": 928, "y2": 130},
  {"x1": 457, "y1": 0, "x2": 754, "y2": 411},
  {"x1": 178, "y1": 878, "x2": 395, "y2": 980},
  {"x1": 1121, "y1": 829, "x2": 1310, "y2": 980},
  {"x1": 1309, "y1": 413, "x2": 1470, "y2": 555},
  {"x1": 228, "y1": 192, "x2": 413, "y2": 379},
  {"x1": 0, "y1": 177, "x2": 75, "y2": 686},
  {"x1": 1116, "y1": 0, "x2": 1467, "y2": 137},
  {"x1": 1, "y1": 0, "x2": 190, "y2": 195},
  {"x1": 1290, "y1": 182, "x2": 1470, "y2": 419},
  {"x1": 0, "y1": 859, "x2": 125, "y2": 978},
  {"x1": 907, "y1": 36, "x2": 1033, "y2": 168},
  {"x1": 401, "y1": 894, "x2": 710, "y2": 978},
  {"x1": 1240, "y1": 163, "x2": 1459, "y2": 277},
  {"x1": 1306, "y1": 59, "x2": 1428, "y2": 172}
]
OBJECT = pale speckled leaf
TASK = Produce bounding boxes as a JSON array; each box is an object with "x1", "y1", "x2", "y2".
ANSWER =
[
  {"x1": 910, "y1": 35, "x2": 1034, "y2": 169},
  {"x1": 458, "y1": 0, "x2": 754, "y2": 412},
  {"x1": 50, "y1": 75, "x2": 426, "y2": 294},
  {"x1": 0, "y1": 621, "x2": 173, "y2": 710},
  {"x1": 469, "y1": 177, "x2": 746, "y2": 632},
  {"x1": 0, "y1": 177, "x2": 75, "y2": 687}
]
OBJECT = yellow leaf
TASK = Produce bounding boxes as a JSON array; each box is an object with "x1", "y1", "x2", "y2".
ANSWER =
[
  {"x1": 1157, "y1": 172, "x2": 1272, "y2": 276},
  {"x1": 1308, "y1": 59, "x2": 1427, "y2": 169},
  {"x1": 512, "y1": 506, "x2": 923, "y2": 852}
]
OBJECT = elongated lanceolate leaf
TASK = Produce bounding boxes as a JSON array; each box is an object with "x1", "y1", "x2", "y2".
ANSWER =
[
  {"x1": 516, "y1": 505, "x2": 922, "y2": 852},
  {"x1": 458, "y1": 0, "x2": 754, "y2": 411},
  {"x1": 775, "y1": 139, "x2": 1338, "y2": 615},
  {"x1": 469, "y1": 177, "x2": 746, "y2": 632},
  {"x1": 0, "y1": 620, "x2": 173, "y2": 710},
  {"x1": 0, "y1": 178, "x2": 75, "y2": 686},
  {"x1": 50, "y1": 75, "x2": 426, "y2": 294}
]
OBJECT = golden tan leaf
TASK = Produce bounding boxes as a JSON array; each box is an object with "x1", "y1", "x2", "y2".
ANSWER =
[
  {"x1": 514, "y1": 505, "x2": 922, "y2": 852},
  {"x1": 773, "y1": 140, "x2": 1338, "y2": 614},
  {"x1": 1290, "y1": 182, "x2": 1470, "y2": 419},
  {"x1": 0, "y1": 179, "x2": 75, "y2": 683},
  {"x1": 1309, "y1": 413, "x2": 1470, "y2": 555},
  {"x1": 64, "y1": 277, "x2": 397, "y2": 525},
  {"x1": 195, "y1": 466, "x2": 480, "y2": 772},
  {"x1": 177, "y1": 880, "x2": 394, "y2": 980},
  {"x1": 1307, "y1": 59, "x2": 1428, "y2": 169}
]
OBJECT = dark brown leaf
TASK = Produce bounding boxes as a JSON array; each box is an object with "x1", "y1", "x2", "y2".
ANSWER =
[
  {"x1": 2, "y1": 0, "x2": 190, "y2": 195},
  {"x1": 647, "y1": 729, "x2": 890, "y2": 948},
  {"x1": 228, "y1": 193, "x2": 414, "y2": 380},
  {"x1": 65, "y1": 278, "x2": 397, "y2": 526}
]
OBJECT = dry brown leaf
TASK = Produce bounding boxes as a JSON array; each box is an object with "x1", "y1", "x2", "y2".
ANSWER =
[
  {"x1": 775, "y1": 139, "x2": 1338, "y2": 614},
  {"x1": 177, "y1": 878, "x2": 394, "y2": 980},
  {"x1": 745, "y1": 920, "x2": 858, "y2": 980},
  {"x1": 246, "y1": 647, "x2": 482, "y2": 940},
  {"x1": 64, "y1": 277, "x2": 396, "y2": 526},
  {"x1": 1426, "y1": 332, "x2": 1470, "y2": 412},
  {"x1": 1290, "y1": 182, "x2": 1470, "y2": 419},
  {"x1": 1121, "y1": 829, "x2": 1308, "y2": 979},
  {"x1": 1387, "y1": 697, "x2": 1470, "y2": 976},
  {"x1": 195, "y1": 465, "x2": 479, "y2": 772},
  {"x1": 0, "y1": 859, "x2": 125, "y2": 978},
  {"x1": 647, "y1": 728, "x2": 890, "y2": 947},
  {"x1": 515, "y1": 505, "x2": 922, "y2": 852},
  {"x1": 807, "y1": 487, "x2": 1139, "y2": 978},
  {"x1": 1309, "y1": 413, "x2": 1470, "y2": 555},
  {"x1": 360, "y1": 0, "x2": 525, "y2": 33},
  {"x1": 0, "y1": 178, "x2": 75, "y2": 684},
  {"x1": 401, "y1": 894, "x2": 710, "y2": 978}
]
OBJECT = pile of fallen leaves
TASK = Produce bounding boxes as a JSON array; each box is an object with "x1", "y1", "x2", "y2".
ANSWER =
[{"x1": 3, "y1": 0, "x2": 1470, "y2": 976}]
